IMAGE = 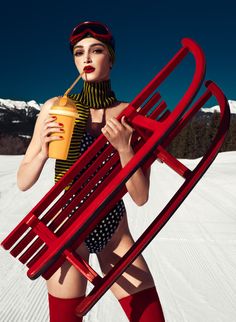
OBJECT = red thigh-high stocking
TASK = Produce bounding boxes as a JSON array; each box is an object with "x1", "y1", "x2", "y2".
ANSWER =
[
  {"x1": 48, "y1": 293, "x2": 85, "y2": 322},
  {"x1": 118, "y1": 286, "x2": 165, "y2": 322}
]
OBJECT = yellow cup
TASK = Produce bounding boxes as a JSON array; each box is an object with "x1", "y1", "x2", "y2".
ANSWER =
[{"x1": 48, "y1": 96, "x2": 79, "y2": 160}]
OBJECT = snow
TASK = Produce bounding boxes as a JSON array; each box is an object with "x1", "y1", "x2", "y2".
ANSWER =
[
  {"x1": 0, "y1": 98, "x2": 41, "y2": 110},
  {"x1": 1, "y1": 98, "x2": 236, "y2": 115},
  {"x1": 0, "y1": 152, "x2": 236, "y2": 322},
  {"x1": 201, "y1": 100, "x2": 236, "y2": 114}
]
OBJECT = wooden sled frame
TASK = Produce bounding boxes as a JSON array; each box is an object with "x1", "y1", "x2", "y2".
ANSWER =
[{"x1": 1, "y1": 38, "x2": 230, "y2": 317}]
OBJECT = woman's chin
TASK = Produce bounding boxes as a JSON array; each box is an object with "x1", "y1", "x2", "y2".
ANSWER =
[
  {"x1": 83, "y1": 73, "x2": 109, "y2": 82},
  {"x1": 82, "y1": 73, "x2": 97, "y2": 82}
]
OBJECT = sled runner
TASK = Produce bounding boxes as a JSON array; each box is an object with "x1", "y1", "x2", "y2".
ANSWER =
[{"x1": 1, "y1": 38, "x2": 230, "y2": 316}]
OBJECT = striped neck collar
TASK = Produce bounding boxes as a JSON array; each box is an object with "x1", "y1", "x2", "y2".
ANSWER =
[{"x1": 78, "y1": 79, "x2": 117, "y2": 109}]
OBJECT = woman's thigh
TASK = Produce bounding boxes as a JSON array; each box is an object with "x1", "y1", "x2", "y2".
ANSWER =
[
  {"x1": 97, "y1": 214, "x2": 155, "y2": 300},
  {"x1": 46, "y1": 242, "x2": 90, "y2": 298}
]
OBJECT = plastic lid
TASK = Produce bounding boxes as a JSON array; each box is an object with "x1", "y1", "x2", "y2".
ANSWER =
[{"x1": 51, "y1": 96, "x2": 77, "y2": 111}]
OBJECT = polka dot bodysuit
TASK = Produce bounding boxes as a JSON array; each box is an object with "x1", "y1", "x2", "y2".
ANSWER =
[{"x1": 63, "y1": 132, "x2": 126, "y2": 253}]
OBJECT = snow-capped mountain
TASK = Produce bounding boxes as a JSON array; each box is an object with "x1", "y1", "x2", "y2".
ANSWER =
[
  {"x1": 0, "y1": 98, "x2": 42, "y2": 139},
  {"x1": 0, "y1": 97, "x2": 235, "y2": 157},
  {"x1": 0, "y1": 98, "x2": 41, "y2": 116},
  {"x1": 201, "y1": 100, "x2": 236, "y2": 114},
  {"x1": 1, "y1": 98, "x2": 235, "y2": 115}
]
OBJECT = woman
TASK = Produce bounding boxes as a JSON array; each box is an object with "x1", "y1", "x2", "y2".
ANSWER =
[{"x1": 17, "y1": 21, "x2": 165, "y2": 322}]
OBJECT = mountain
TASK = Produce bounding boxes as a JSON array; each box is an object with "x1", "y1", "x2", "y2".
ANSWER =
[
  {"x1": 201, "y1": 100, "x2": 236, "y2": 114},
  {"x1": 0, "y1": 98, "x2": 41, "y2": 122},
  {"x1": 0, "y1": 98, "x2": 41, "y2": 112},
  {"x1": 0, "y1": 98, "x2": 41, "y2": 138},
  {"x1": 1, "y1": 98, "x2": 236, "y2": 115},
  {"x1": 0, "y1": 98, "x2": 235, "y2": 157}
]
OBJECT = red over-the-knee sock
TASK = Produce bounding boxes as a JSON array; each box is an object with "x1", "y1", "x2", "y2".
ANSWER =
[
  {"x1": 48, "y1": 293, "x2": 85, "y2": 322},
  {"x1": 118, "y1": 286, "x2": 165, "y2": 322}
]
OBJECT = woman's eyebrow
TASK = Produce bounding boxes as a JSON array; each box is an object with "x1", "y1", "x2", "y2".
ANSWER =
[
  {"x1": 90, "y1": 43, "x2": 106, "y2": 48},
  {"x1": 73, "y1": 43, "x2": 106, "y2": 50}
]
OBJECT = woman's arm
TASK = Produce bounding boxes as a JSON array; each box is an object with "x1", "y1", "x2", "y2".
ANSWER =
[
  {"x1": 102, "y1": 116, "x2": 150, "y2": 206},
  {"x1": 118, "y1": 148, "x2": 150, "y2": 206},
  {"x1": 17, "y1": 97, "x2": 62, "y2": 191}
]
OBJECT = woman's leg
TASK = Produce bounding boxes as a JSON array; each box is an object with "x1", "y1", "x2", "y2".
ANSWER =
[
  {"x1": 118, "y1": 286, "x2": 165, "y2": 321},
  {"x1": 97, "y1": 214, "x2": 165, "y2": 321},
  {"x1": 46, "y1": 243, "x2": 89, "y2": 322}
]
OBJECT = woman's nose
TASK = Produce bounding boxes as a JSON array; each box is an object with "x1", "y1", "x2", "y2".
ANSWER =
[{"x1": 84, "y1": 53, "x2": 92, "y2": 63}]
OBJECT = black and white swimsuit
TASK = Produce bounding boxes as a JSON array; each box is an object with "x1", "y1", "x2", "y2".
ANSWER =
[{"x1": 63, "y1": 132, "x2": 126, "y2": 253}]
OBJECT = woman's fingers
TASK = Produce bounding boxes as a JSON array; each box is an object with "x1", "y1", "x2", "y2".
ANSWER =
[
  {"x1": 108, "y1": 116, "x2": 134, "y2": 133},
  {"x1": 103, "y1": 117, "x2": 127, "y2": 134},
  {"x1": 44, "y1": 135, "x2": 64, "y2": 143},
  {"x1": 44, "y1": 120, "x2": 63, "y2": 130},
  {"x1": 102, "y1": 118, "x2": 118, "y2": 137},
  {"x1": 109, "y1": 117, "x2": 123, "y2": 131},
  {"x1": 44, "y1": 115, "x2": 57, "y2": 124},
  {"x1": 44, "y1": 126, "x2": 64, "y2": 137},
  {"x1": 102, "y1": 116, "x2": 134, "y2": 141},
  {"x1": 43, "y1": 117, "x2": 64, "y2": 135},
  {"x1": 101, "y1": 126, "x2": 111, "y2": 138},
  {"x1": 42, "y1": 116, "x2": 64, "y2": 143},
  {"x1": 105, "y1": 119, "x2": 120, "y2": 135},
  {"x1": 121, "y1": 116, "x2": 134, "y2": 132}
]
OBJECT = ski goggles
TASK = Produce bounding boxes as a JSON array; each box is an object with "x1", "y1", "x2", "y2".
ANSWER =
[{"x1": 69, "y1": 21, "x2": 115, "y2": 50}]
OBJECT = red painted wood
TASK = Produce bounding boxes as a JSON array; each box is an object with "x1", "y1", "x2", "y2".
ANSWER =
[{"x1": 1, "y1": 39, "x2": 230, "y2": 317}]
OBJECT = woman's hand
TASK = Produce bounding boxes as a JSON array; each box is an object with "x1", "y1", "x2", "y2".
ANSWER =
[
  {"x1": 40, "y1": 116, "x2": 64, "y2": 158},
  {"x1": 101, "y1": 116, "x2": 134, "y2": 153},
  {"x1": 17, "y1": 96, "x2": 60, "y2": 191},
  {"x1": 102, "y1": 115, "x2": 150, "y2": 206}
]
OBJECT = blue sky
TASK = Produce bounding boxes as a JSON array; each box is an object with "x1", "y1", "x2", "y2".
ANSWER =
[{"x1": 1, "y1": 0, "x2": 235, "y2": 109}]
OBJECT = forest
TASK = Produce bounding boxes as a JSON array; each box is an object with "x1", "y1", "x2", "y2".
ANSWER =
[{"x1": 0, "y1": 109, "x2": 235, "y2": 159}]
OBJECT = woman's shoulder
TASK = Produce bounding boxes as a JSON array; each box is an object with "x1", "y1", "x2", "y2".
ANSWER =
[
  {"x1": 119, "y1": 101, "x2": 129, "y2": 109},
  {"x1": 107, "y1": 101, "x2": 129, "y2": 118},
  {"x1": 114, "y1": 101, "x2": 129, "y2": 112}
]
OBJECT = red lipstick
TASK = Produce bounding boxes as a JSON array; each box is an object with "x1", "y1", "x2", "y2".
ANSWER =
[{"x1": 84, "y1": 65, "x2": 95, "y2": 73}]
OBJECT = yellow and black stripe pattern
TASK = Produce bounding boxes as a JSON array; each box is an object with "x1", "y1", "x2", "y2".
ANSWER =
[{"x1": 54, "y1": 79, "x2": 117, "y2": 186}]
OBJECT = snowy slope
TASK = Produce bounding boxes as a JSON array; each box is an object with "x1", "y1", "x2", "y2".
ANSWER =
[{"x1": 0, "y1": 153, "x2": 236, "y2": 322}]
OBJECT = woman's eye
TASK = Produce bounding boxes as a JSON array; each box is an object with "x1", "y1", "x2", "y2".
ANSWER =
[
  {"x1": 93, "y1": 48, "x2": 103, "y2": 54},
  {"x1": 74, "y1": 51, "x2": 83, "y2": 57}
]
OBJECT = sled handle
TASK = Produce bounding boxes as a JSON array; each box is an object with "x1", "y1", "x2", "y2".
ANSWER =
[{"x1": 131, "y1": 37, "x2": 206, "y2": 114}]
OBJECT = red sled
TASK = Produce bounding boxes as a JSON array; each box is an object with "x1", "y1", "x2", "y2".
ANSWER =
[{"x1": 1, "y1": 38, "x2": 230, "y2": 317}]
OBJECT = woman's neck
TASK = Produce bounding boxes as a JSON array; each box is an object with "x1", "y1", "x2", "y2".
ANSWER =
[{"x1": 78, "y1": 79, "x2": 117, "y2": 109}]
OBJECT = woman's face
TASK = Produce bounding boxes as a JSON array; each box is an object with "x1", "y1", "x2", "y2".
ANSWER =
[{"x1": 73, "y1": 37, "x2": 112, "y2": 82}]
